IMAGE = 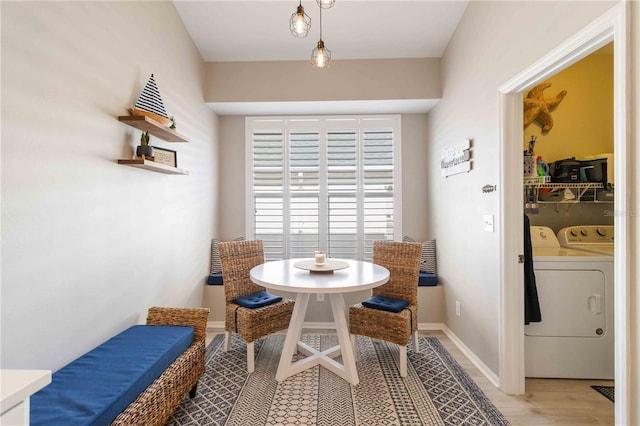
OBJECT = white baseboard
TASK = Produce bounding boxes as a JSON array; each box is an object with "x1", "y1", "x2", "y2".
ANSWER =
[
  {"x1": 418, "y1": 322, "x2": 446, "y2": 331},
  {"x1": 207, "y1": 320, "x2": 224, "y2": 330},
  {"x1": 207, "y1": 320, "x2": 500, "y2": 388},
  {"x1": 440, "y1": 325, "x2": 500, "y2": 388}
]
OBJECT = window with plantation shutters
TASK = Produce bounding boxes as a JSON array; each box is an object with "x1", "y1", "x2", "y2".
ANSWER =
[
  {"x1": 247, "y1": 116, "x2": 401, "y2": 261},
  {"x1": 251, "y1": 129, "x2": 285, "y2": 260}
]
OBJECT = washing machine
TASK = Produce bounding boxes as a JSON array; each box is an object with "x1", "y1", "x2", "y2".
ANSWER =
[{"x1": 525, "y1": 226, "x2": 614, "y2": 379}]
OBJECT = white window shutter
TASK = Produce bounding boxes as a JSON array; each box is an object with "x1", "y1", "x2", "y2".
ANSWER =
[
  {"x1": 327, "y1": 129, "x2": 358, "y2": 259},
  {"x1": 252, "y1": 130, "x2": 285, "y2": 261},
  {"x1": 249, "y1": 116, "x2": 400, "y2": 261},
  {"x1": 289, "y1": 130, "x2": 320, "y2": 259}
]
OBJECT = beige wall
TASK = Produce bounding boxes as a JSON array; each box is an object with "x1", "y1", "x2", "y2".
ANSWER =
[
  {"x1": 1, "y1": 2, "x2": 218, "y2": 371},
  {"x1": 425, "y1": 0, "x2": 621, "y2": 378},
  {"x1": 523, "y1": 44, "x2": 614, "y2": 163},
  {"x1": 208, "y1": 113, "x2": 444, "y2": 325},
  {"x1": 205, "y1": 58, "x2": 441, "y2": 103},
  {"x1": 218, "y1": 116, "x2": 247, "y2": 240},
  {"x1": 429, "y1": 5, "x2": 640, "y2": 417}
]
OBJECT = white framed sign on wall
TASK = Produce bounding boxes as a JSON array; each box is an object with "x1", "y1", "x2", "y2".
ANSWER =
[{"x1": 441, "y1": 138, "x2": 472, "y2": 177}]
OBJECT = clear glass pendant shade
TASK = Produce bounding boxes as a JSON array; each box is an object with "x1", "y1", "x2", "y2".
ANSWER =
[
  {"x1": 316, "y1": 0, "x2": 335, "y2": 8},
  {"x1": 289, "y1": 4, "x2": 311, "y2": 38},
  {"x1": 311, "y1": 40, "x2": 331, "y2": 69}
]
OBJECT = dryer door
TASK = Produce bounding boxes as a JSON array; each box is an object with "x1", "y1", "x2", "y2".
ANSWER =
[{"x1": 525, "y1": 269, "x2": 606, "y2": 337}]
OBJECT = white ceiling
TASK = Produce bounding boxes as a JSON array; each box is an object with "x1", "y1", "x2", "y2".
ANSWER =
[
  {"x1": 172, "y1": 0, "x2": 469, "y2": 115},
  {"x1": 173, "y1": 1, "x2": 468, "y2": 62}
]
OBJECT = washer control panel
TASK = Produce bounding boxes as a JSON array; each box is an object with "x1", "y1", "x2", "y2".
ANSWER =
[{"x1": 557, "y1": 225, "x2": 614, "y2": 246}]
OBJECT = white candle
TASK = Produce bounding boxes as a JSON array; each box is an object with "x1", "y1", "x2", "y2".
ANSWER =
[{"x1": 314, "y1": 251, "x2": 326, "y2": 265}]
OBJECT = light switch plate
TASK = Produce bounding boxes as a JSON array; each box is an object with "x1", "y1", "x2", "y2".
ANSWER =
[{"x1": 483, "y1": 214, "x2": 494, "y2": 232}]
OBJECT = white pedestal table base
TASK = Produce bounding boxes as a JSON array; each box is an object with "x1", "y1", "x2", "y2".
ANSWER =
[{"x1": 276, "y1": 292, "x2": 360, "y2": 385}]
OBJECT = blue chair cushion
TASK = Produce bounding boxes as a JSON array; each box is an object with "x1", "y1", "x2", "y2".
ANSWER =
[
  {"x1": 418, "y1": 272, "x2": 439, "y2": 287},
  {"x1": 30, "y1": 325, "x2": 193, "y2": 426},
  {"x1": 207, "y1": 273, "x2": 224, "y2": 285},
  {"x1": 234, "y1": 291, "x2": 282, "y2": 309},
  {"x1": 362, "y1": 295, "x2": 409, "y2": 313}
]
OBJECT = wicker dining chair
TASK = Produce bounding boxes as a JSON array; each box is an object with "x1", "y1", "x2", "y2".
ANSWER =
[
  {"x1": 349, "y1": 240, "x2": 422, "y2": 377},
  {"x1": 218, "y1": 239, "x2": 295, "y2": 373}
]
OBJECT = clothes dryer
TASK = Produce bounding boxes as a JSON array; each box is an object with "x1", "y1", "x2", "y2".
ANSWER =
[{"x1": 525, "y1": 226, "x2": 614, "y2": 379}]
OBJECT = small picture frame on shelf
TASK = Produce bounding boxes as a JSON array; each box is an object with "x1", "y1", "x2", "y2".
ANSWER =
[{"x1": 151, "y1": 146, "x2": 177, "y2": 168}]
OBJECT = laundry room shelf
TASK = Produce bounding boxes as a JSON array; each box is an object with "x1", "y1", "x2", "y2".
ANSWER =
[
  {"x1": 523, "y1": 176, "x2": 551, "y2": 186},
  {"x1": 524, "y1": 182, "x2": 610, "y2": 204},
  {"x1": 525, "y1": 182, "x2": 602, "y2": 190}
]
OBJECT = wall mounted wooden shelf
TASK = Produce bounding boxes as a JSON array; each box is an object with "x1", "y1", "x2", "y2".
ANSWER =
[
  {"x1": 117, "y1": 159, "x2": 189, "y2": 175},
  {"x1": 118, "y1": 116, "x2": 188, "y2": 142}
]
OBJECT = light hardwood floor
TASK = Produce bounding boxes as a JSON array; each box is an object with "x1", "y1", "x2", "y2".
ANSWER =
[
  {"x1": 206, "y1": 328, "x2": 615, "y2": 426},
  {"x1": 424, "y1": 330, "x2": 615, "y2": 426}
]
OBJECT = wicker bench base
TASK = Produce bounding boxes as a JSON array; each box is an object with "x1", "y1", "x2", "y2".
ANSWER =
[{"x1": 110, "y1": 307, "x2": 209, "y2": 426}]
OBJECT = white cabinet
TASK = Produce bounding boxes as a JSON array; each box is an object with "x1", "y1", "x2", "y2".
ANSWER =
[{"x1": 1, "y1": 370, "x2": 51, "y2": 426}]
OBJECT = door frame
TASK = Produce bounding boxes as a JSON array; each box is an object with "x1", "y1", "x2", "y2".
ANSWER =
[{"x1": 497, "y1": 2, "x2": 630, "y2": 423}]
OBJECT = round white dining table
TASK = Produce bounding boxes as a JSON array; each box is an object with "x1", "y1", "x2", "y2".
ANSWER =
[{"x1": 250, "y1": 258, "x2": 389, "y2": 386}]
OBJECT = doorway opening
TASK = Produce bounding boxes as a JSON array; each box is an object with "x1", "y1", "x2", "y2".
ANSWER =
[
  {"x1": 523, "y1": 43, "x2": 614, "y2": 379},
  {"x1": 497, "y1": 2, "x2": 629, "y2": 424}
]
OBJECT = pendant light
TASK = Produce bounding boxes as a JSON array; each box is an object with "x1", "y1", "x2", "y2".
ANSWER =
[
  {"x1": 311, "y1": 4, "x2": 331, "y2": 69},
  {"x1": 316, "y1": 0, "x2": 336, "y2": 9},
  {"x1": 289, "y1": 0, "x2": 311, "y2": 38},
  {"x1": 316, "y1": 0, "x2": 335, "y2": 8}
]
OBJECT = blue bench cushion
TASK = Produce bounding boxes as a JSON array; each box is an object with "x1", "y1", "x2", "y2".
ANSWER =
[
  {"x1": 418, "y1": 272, "x2": 439, "y2": 287},
  {"x1": 31, "y1": 325, "x2": 194, "y2": 426},
  {"x1": 207, "y1": 273, "x2": 223, "y2": 285},
  {"x1": 362, "y1": 295, "x2": 409, "y2": 313},
  {"x1": 234, "y1": 291, "x2": 282, "y2": 309}
]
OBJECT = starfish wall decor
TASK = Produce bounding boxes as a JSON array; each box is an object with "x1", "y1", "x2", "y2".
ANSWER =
[{"x1": 523, "y1": 82, "x2": 567, "y2": 133}]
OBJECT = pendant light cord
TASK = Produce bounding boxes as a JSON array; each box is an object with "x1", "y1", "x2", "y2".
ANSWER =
[{"x1": 319, "y1": 5, "x2": 323, "y2": 40}]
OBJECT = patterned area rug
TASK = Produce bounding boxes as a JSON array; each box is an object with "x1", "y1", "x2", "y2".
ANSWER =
[
  {"x1": 166, "y1": 334, "x2": 510, "y2": 425},
  {"x1": 591, "y1": 385, "x2": 615, "y2": 402}
]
